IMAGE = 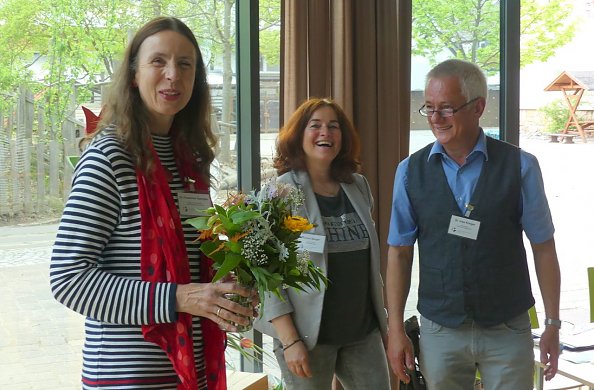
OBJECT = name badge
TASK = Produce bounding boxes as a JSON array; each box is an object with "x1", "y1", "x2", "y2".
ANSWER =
[
  {"x1": 297, "y1": 233, "x2": 326, "y2": 253},
  {"x1": 178, "y1": 192, "x2": 211, "y2": 217},
  {"x1": 447, "y1": 215, "x2": 480, "y2": 240}
]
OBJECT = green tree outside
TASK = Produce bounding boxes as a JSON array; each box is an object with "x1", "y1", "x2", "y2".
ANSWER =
[
  {"x1": 412, "y1": 0, "x2": 577, "y2": 75},
  {"x1": 0, "y1": 0, "x2": 280, "y2": 133}
]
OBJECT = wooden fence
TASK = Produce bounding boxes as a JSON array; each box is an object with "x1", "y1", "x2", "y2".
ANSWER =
[{"x1": 0, "y1": 87, "x2": 82, "y2": 219}]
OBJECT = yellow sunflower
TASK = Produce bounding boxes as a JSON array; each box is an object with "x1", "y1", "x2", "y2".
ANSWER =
[{"x1": 283, "y1": 216, "x2": 314, "y2": 232}]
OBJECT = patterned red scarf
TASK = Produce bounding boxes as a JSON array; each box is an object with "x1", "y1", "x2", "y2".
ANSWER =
[{"x1": 137, "y1": 132, "x2": 226, "y2": 390}]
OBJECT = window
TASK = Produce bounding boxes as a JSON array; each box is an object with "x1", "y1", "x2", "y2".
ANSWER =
[
  {"x1": 409, "y1": 0, "x2": 502, "y2": 154},
  {"x1": 0, "y1": 3, "x2": 244, "y2": 387}
]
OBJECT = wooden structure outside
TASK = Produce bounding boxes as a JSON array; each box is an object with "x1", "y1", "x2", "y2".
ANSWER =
[
  {"x1": 544, "y1": 71, "x2": 594, "y2": 143},
  {"x1": 0, "y1": 86, "x2": 82, "y2": 218}
]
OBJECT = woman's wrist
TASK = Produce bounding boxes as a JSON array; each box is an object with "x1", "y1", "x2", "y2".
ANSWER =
[
  {"x1": 175, "y1": 283, "x2": 187, "y2": 313},
  {"x1": 282, "y1": 338, "x2": 303, "y2": 351}
]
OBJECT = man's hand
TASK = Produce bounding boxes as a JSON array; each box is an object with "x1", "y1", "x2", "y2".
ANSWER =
[
  {"x1": 387, "y1": 327, "x2": 416, "y2": 383},
  {"x1": 539, "y1": 325, "x2": 560, "y2": 381},
  {"x1": 531, "y1": 238, "x2": 561, "y2": 381}
]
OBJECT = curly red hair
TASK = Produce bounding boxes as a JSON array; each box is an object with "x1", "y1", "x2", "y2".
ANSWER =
[{"x1": 274, "y1": 98, "x2": 361, "y2": 183}]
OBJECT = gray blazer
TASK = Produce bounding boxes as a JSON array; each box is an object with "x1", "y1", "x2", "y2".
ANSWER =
[{"x1": 253, "y1": 170, "x2": 388, "y2": 350}]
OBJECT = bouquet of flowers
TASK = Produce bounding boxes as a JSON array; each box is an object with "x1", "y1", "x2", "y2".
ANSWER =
[{"x1": 186, "y1": 181, "x2": 327, "y2": 307}]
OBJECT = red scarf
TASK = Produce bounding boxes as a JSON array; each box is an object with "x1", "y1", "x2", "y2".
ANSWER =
[{"x1": 137, "y1": 132, "x2": 226, "y2": 390}]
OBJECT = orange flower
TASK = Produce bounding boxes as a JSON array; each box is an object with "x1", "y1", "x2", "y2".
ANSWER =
[
  {"x1": 240, "y1": 337, "x2": 254, "y2": 349},
  {"x1": 230, "y1": 231, "x2": 250, "y2": 243},
  {"x1": 224, "y1": 192, "x2": 247, "y2": 207},
  {"x1": 198, "y1": 229, "x2": 213, "y2": 241}
]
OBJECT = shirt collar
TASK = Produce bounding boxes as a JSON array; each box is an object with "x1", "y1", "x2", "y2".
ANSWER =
[{"x1": 427, "y1": 127, "x2": 489, "y2": 162}]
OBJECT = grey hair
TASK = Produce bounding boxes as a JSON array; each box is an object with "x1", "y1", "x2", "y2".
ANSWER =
[{"x1": 426, "y1": 59, "x2": 488, "y2": 102}]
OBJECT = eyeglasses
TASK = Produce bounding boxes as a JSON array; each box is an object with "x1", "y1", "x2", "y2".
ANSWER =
[{"x1": 419, "y1": 97, "x2": 480, "y2": 118}]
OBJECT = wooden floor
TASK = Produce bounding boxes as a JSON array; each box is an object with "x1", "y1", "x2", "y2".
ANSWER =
[{"x1": 227, "y1": 370, "x2": 268, "y2": 390}]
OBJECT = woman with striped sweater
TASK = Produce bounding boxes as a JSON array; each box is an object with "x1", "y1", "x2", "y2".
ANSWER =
[{"x1": 50, "y1": 17, "x2": 257, "y2": 389}]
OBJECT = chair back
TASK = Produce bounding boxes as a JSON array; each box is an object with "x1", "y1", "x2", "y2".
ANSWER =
[
  {"x1": 528, "y1": 305, "x2": 539, "y2": 329},
  {"x1": 588, "y1": 267, "x2": 594, "y2": 322}
]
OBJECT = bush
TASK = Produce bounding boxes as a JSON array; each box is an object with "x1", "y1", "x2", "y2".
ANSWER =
[
  {"x1": 539, "y1": 97, "x2": 594, "y2": 134},
  {"x1": 539, "y1": 99, "x2": 568, "y2": 134}
]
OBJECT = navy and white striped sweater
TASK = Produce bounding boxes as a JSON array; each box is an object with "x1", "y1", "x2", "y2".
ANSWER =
[{"x1": 50, "y1": 134, "x2": 208, "y2": 389}]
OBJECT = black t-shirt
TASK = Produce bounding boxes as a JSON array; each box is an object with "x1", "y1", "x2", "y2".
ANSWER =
[{"x1": 315, "y1": 188, "x2": 378, "y2": 345}]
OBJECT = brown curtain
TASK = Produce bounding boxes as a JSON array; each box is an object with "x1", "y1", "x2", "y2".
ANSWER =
[{"x1": 280, "y1": 0, "x2": 411, "y2": 273}]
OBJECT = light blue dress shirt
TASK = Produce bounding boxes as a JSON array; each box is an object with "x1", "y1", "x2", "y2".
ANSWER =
[{"x1": 387, "y1": 130, "x2": 555, "y2": 246}]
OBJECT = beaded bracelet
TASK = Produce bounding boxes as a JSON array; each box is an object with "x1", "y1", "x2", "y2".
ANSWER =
[{"x1": 282, "y1": 338, "x2": 303, "y2": 351}]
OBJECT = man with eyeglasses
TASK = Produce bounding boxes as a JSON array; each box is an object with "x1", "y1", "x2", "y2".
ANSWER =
[{"x1": 385, "y1": 59, "x2": 561, "y2": 389}]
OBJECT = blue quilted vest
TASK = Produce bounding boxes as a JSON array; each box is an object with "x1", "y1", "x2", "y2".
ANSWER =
[{"x1": 408, "y1": 137, "x2": 535, "y2": 327}]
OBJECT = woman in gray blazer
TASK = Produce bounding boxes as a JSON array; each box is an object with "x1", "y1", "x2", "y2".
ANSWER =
[{"x1": 254, "y1": 98, "x2": 390, "y2": 389}]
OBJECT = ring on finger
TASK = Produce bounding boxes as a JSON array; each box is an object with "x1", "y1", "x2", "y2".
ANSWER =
[{"x1": 216, "y1": 307, "x2": 222, "y2": 317}]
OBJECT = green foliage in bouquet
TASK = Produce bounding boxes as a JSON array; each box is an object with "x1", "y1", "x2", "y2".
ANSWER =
[{"x1": 186, "y1": 182, "x2": 327, "y2": 301}]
